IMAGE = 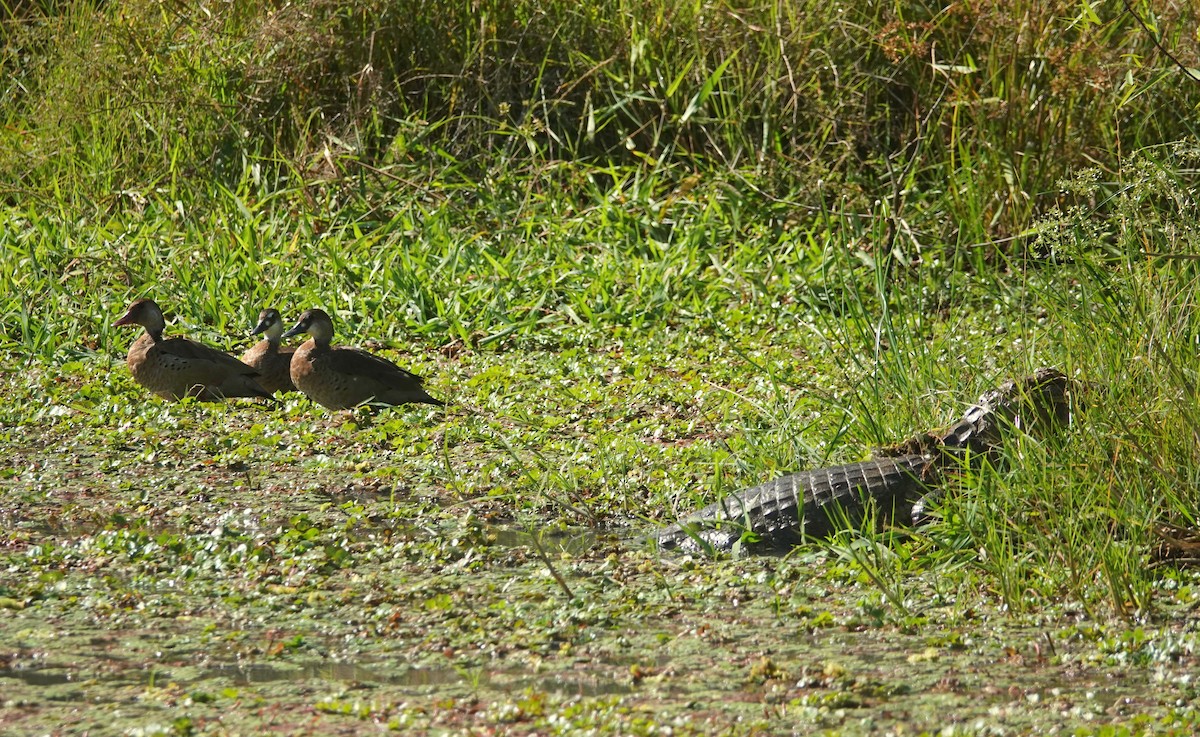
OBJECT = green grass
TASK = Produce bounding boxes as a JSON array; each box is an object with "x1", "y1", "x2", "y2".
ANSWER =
[
  {"x1": 4, "y1": 0, "x2": 1200, "y2": 733},
  {"x1": 3, "y1": 151, "x2": 1197, "y2": 609}
]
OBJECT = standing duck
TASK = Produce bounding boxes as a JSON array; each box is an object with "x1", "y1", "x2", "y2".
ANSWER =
[
  {"x1": 241, "y1": 308, "x2": 297, "y2": 394},
  {"x1": 114, "y1": 298, "x2": 274, "y2": 402},
  {"x1": 281, "y1": 308, "x2": 443, "y2": 410}
]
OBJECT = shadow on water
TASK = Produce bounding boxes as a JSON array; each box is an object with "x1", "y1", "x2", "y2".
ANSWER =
[
  {"x1": 204, "y1": 660, "x2": 635, "y2": 696},
  {"x1": 0, "y1": 668, "x2": 76, "y2": 686},
  {"x1": 206, "y1": 662, "x2": 458, "y2": 687},
  {"x1": 0, "y1": 653, "x2": 1151, "y2": 711}
]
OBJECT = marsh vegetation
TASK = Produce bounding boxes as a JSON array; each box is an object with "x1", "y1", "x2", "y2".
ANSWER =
[{"x1": 3, "y1": 1, "x2": 1200, "y2": 733}]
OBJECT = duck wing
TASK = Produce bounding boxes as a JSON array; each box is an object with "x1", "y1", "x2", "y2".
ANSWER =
[
  {"x1": 326, "y1": 346, "x2": 427, "y2": 388},
  {"x1": 158, "y1": 337, "x2": 273, "y2": 399}
]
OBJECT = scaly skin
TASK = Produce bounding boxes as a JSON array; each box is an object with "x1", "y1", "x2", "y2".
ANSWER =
[
  {"x1": 655, "y1": 368, "x2": 1074, "y2": 553},
  {"x1": 655, "y1": 454, "x2": 934, "y2": 553}
]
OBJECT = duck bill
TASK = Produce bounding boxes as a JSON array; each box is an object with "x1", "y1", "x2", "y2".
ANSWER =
[
  {"x1": 250, "y1": 317, "x2": 272, "y2": 336},
  {"x1": 113, "y1": 310, "x2": 137, "y2": 327},
  {"x1": 280, "y1": 322, "x2": 305, "y2": 339}
]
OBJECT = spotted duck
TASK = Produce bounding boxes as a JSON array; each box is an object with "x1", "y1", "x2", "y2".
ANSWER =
[
  {"x1": 241, "y1": 308, "x2": 297, "y2": 394},
  {"x1": 281, "y1": 308, "x2": 443, "y2": 410},
  {"x1": 114, "y1": 298, "x2": 273, "y2": 402}
]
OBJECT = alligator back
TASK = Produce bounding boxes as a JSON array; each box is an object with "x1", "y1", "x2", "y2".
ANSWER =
[
  {"x1": 654, "y1": 454, "x2": 932, "y2": 553},
  {"x1": 655, "y1": 368, "x2": 1075, "y2": 555}
]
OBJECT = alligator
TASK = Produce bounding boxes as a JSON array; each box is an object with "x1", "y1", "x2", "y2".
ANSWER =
[{"x1": 654, "y1": 368, "x2": 1075, "y2": 553}]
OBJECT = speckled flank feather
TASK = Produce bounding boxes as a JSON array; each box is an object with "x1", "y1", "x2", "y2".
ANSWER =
[
  {"x1": 241, "y1": 309, "x2": 297, "y2": 394},
  {"x1": 115, "y1": 299, "x2": 274, "y2": 402},
  {"x1": 281, "y1": 308, "x2": 443, "y2": 411}
]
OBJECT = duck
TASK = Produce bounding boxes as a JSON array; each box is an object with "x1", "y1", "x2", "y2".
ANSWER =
[
  {"x1": 281, "y1": 308, "x2": 443, "y2": 410},
  {"x1": 241, "y1": 308, "x2": 297, "y2": 394},
  {"x1": 114, "y1": 298, "x2": 274, "y2": 402}
]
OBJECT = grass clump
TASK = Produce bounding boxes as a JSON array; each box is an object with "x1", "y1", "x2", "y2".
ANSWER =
[{"x1": 4, "y1": 0, "x2": 1199, "y2": 247}]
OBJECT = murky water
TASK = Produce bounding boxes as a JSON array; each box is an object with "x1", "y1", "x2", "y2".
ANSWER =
[
  {"x1": 1, "y1": 659, "x2": 635, "y2": 697},
  {"x1": 205, "y1": 661, "x2": 460, "y2": 687},
  {"x1": 485, "y1": 525, "x2": 615, "y2": 555},
  {"x1": 0, "y1": 668, "x2": 76, "y2": 686},
  {"x1": 202, "y1": 660, "x2": 634, "y2": 696}
]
